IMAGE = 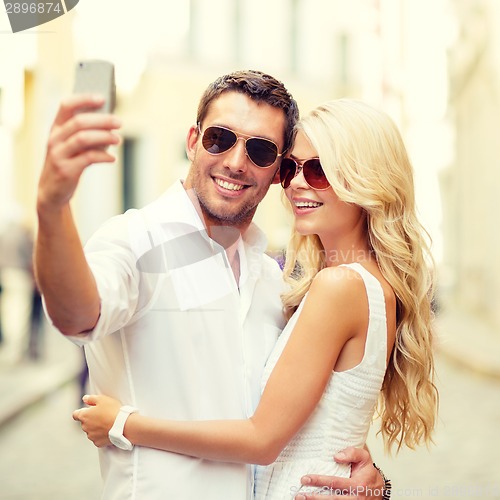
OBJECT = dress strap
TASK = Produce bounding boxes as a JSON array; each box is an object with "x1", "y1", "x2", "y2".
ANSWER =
[{"x1": 339, "y1": 262, "x2": 388, "y2": 368}]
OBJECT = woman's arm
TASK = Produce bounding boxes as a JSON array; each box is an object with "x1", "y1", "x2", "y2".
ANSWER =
[{"x1": 75, "y1": 267, "x2": 368, "y2": 465}]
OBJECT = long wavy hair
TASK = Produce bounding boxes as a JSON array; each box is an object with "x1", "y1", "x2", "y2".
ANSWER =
[{"x1": 282, "y1": 99, "x2": 438, "y2": 452}]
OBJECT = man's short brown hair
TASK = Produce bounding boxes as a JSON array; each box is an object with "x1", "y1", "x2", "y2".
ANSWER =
[{"x1": 196, "y1": 70, "x2": 299, "y2": 154}]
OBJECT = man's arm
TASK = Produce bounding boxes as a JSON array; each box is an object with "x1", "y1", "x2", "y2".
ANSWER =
[
  {"x1": 35, "y1": 94, "x2": 121, "y2": 335},
  {"x1": 295, "y1": 447, "x2": 387, "y2": 500}
]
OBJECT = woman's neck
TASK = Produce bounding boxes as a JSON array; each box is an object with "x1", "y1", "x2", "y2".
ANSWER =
[{"x1": 321, "y1": 232, "x2": 373, "y2": 268}]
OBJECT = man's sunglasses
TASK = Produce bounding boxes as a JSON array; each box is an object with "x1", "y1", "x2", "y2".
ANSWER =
[
  {"x1": 279, "y1": 157, "x2": 330, "y2": 190},
  {"x1": 199, "y1": 124, "x2": 284, "y2": 168}
]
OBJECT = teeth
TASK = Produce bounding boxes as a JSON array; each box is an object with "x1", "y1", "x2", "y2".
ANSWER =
[
  {"x1": 216, "y1": 179, "x2": 244, "y2": 191},
  {"x1": 295, "y1": 201, "x2": 322, "y2": 208}
]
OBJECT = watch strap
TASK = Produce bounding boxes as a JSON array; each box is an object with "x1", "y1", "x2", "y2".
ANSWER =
[{"x1": 109, "y1": 405, "x2": 138, "y2": 450}]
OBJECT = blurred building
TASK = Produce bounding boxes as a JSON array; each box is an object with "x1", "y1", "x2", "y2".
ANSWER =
[
  {"x1": 1, "y1": 0, "x2": 498, "y2": 343},
  {"x1": 440, "y1": 0, "x2": 500, "y2": 336}
]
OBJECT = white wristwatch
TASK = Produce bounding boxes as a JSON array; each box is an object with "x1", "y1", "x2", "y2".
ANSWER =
[{"x1": 108, "y1": 405, "x2": 138, "y2": 451}]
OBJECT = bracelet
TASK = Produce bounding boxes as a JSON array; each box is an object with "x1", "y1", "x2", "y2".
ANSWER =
[{"x1": 373, "y1": 463, "x2": 391, "y2": 500}]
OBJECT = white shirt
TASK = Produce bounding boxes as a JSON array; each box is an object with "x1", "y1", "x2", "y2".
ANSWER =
[{"x1": 66, "y1": 181, "x2": 286, "y2": 500}]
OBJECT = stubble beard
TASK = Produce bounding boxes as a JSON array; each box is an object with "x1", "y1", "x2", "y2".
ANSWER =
[
  {"x1": 196, "y1": 190, "x2": 257, "y2": 228},
  {"x1": 186, "y1": 156, "x2": 272, "y2": 229}
]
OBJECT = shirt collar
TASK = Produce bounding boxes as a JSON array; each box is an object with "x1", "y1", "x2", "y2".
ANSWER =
[{"x1": 152, "y1": 180, "x2": 268, "y2": 254}]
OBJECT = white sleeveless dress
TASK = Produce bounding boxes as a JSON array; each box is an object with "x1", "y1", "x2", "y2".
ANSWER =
[{"x1": 254, "y1": 263, "x2": 388, "y2": 499}]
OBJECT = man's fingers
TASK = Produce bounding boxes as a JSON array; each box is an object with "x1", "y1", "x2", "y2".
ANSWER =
[
  {"x1": 301, "y1": 474, "x2": 351, "y2": 492},
  {"x1": 55, "y1": 130, "x2": 120, "y2": 159},
  {"x1": 334, "y1": 446, "x2": 370, "y2": 466},
  {"x1": 40, "y1": 98, "x2": 122, "y2": 211},
  {"x1": 296, "y1": 494, "x2": 357, "y2": 500},
  {"x1": 45, "y1": 131, "x2": 119, "y2": 184},
  {"x1": 51, "y1": 112, "x2": 121, "y2": 147},
  {"x1": 53, "y1": 94, "x2": 106, "y2": 126},
  {"x1": 295, "y1": 481, "x2": 371, "y2": 500},
  {"x1": 295, "y1": 483, "x2": 358, "y2": 500}
]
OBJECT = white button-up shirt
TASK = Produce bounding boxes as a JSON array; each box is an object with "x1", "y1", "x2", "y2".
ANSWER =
[{"x1": 66, "y1": 181, "x2": 286, "y2": 500}]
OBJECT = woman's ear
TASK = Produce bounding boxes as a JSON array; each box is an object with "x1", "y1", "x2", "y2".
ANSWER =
[{"x1": 185, "y1": 125, "x2": 199, "y2": 162}]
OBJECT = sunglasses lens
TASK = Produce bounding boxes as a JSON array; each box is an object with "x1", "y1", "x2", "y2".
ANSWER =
[
  {"x1": 279, "y1": 158, "x2": 297, "y2": 188},
  {"x1": 304, "y1": 159, "x2": 329, "y2": 189},
  {"x1": 280, "y1": 158, "x2": 330, "y2": 189},
  {"x1": 201, "y1": 126, "x2": 279, "y2": 167},
  {"x1": 202, "y1": 127, "x2": 236, "y2": 154},
  {"x1": 246, "y1": 138, "x2": 278, "y2": 168}
]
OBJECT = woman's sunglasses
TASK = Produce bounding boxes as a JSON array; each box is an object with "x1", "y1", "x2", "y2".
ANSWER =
[
  {"x1": 199, "y1": 124, "x2": 284, "y2": 168},
  {"x1": 279, "y1": 157, "x2": 330, "y2": 190}
]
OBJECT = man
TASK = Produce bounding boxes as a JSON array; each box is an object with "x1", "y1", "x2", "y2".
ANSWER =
[{"x1": 36, "y1": 70, "x2": 387, "y2": 499}]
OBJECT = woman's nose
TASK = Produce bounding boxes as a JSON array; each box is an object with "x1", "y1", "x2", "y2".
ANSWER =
[{"x1": 289, "y1": 165, "x2": 307, "y2": 189}]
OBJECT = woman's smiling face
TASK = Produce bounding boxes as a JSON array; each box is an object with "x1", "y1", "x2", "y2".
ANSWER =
[{"x1": 284, "y1": 130, "x2": 365, "y2": 248}]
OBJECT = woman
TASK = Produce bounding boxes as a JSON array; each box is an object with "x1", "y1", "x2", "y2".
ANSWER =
[{"x1": 74, "y1": 99, "x2": 438, "y2": 498}]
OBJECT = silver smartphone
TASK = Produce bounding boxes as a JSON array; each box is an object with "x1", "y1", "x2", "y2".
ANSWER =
[{"x1": 73, "y1": 60, "x2": 116, "y2": 113}]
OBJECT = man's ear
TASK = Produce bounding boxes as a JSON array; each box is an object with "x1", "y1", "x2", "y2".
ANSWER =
[{"x1": 185, "y1": 125, "x2": 199, "y2": 162}]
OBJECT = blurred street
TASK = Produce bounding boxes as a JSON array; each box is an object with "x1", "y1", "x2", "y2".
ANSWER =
[
  {"x1": 0, "y1": 381, "x2": 101, "y2": 500},
  {"x1": 0, "y1": 265, "x2": 102, "y2": 499},
  {"x1": 366, "y1": 350, "x2": 500, "y2": 500},
  {"x1": 1, "y1": 325, "x2": 499, "y2": 499}
]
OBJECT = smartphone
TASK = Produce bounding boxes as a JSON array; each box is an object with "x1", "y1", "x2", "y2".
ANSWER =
[{"x1": 73, "y1": 60, "x2": 116, "y2": 113}]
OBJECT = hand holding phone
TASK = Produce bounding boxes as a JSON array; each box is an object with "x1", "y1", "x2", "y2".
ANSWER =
[
  {"x1": 38, "y1": 60, "x2": 120, "y2": 213},
  {"x1": 73, "y1": 60, "x2": 116, "y2": 113}
]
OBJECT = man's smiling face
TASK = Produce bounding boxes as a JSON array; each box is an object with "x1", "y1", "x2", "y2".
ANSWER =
[{"x1": 184, "y1": 91, "x2": 286, "y2": 232}]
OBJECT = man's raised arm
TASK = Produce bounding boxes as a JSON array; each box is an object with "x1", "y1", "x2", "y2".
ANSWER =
[{"x1": 35, "y1": 95, "x2": 121, "y2": 335}]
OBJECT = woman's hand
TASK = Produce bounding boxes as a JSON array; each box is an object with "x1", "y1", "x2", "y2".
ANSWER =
[{"x1": 72, "y1": 394, "x2": 122, "y2": 447}]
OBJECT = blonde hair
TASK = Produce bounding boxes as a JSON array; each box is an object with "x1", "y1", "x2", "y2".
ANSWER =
[{"x1": 282, "y1": 99, "x2": 438, "y2": 452}]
